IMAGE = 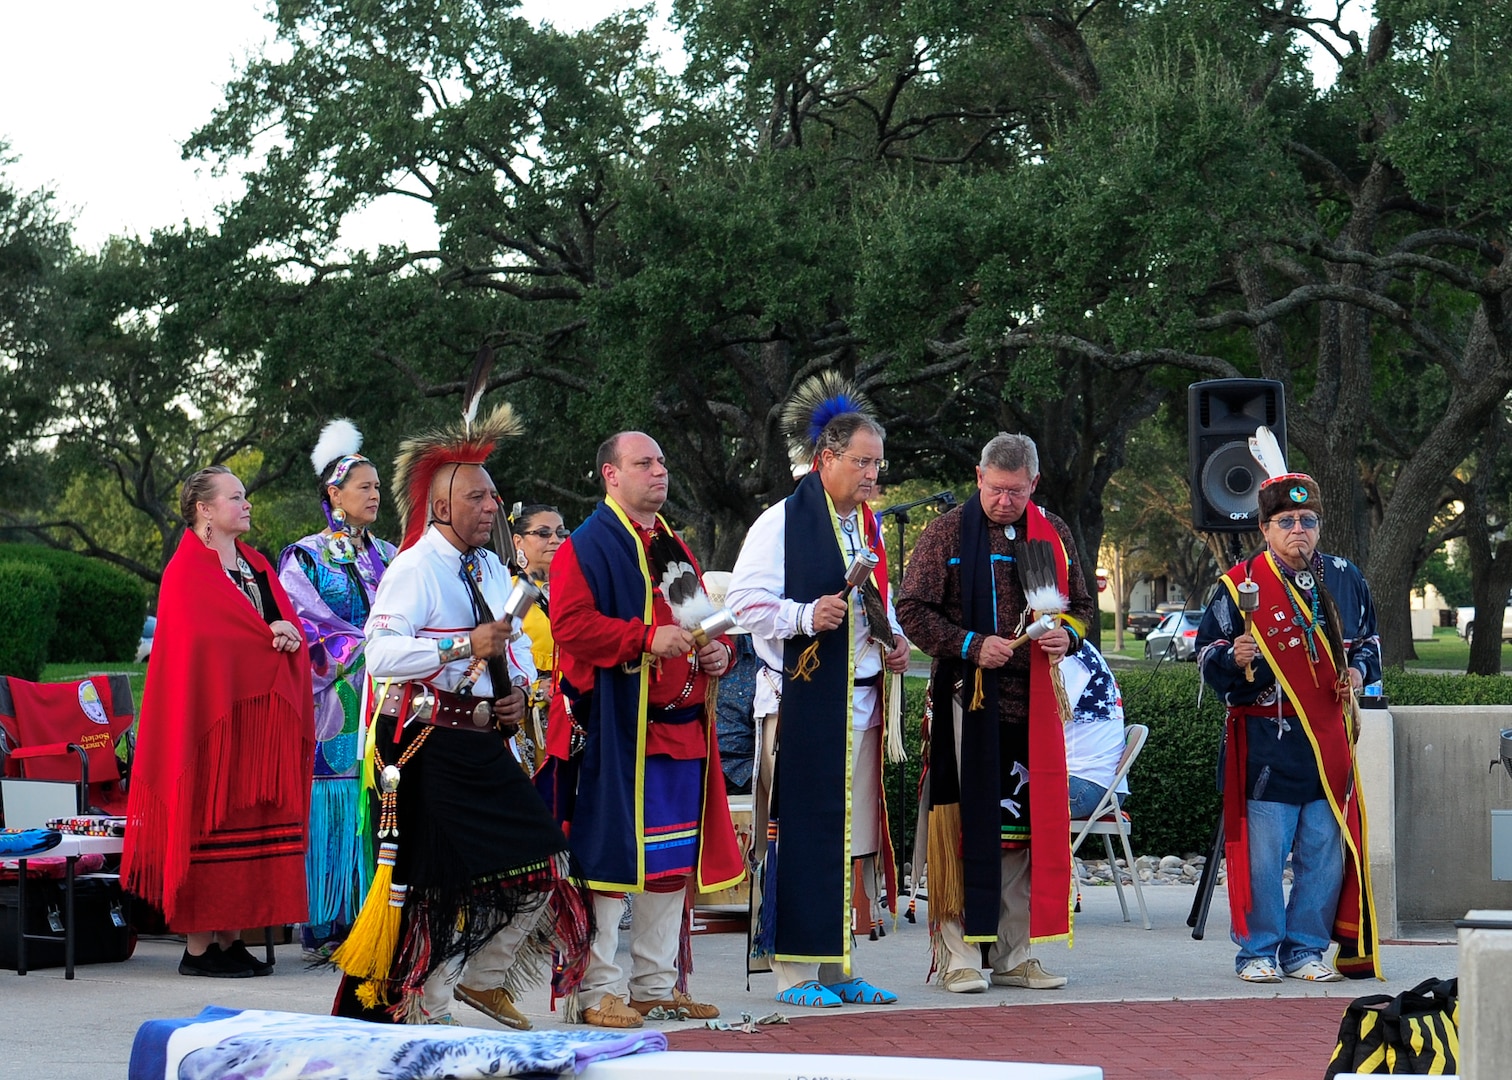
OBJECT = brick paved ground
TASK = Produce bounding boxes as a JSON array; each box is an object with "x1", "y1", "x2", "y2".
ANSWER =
[{"x1": 665, "y1": 996, "x2": 1348, "y2": 1080}]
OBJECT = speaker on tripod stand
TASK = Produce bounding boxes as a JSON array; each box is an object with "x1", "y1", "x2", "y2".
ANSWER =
[
  {"x1": 1184, "y1": 378, "x2": 1286, "y2": 940},
  {"x1": 1188, "y1": 378, "x2": 1286, "y2": 533}
]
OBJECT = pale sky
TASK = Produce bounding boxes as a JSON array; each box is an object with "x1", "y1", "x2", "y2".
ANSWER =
[
  {"x1": 0, "y1": 0, "x2": 658, "y2": 252},
  {"x1": 1, "y1": 2, "x2": 1365, "y2": 254}
]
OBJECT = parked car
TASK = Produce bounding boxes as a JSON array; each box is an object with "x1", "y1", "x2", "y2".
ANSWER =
[
  {"x1": 1456, "y1": 594, "x2": 1512, "y2": 645},
  {"x1": 1144, "y1": 611, "x2": 1202, "y2": 661},
  {"x1": 1125, "y1": 610, "x2": 1163, "y2": 639},
  {"x1": 135, "y1": 615, "x2": 156, "y2": 663}
]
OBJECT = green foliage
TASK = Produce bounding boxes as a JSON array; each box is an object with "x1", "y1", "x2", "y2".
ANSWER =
[
  {"x1": 0, "y1": 546, "x2": 146, "y2": 664},
  {"x1": 1120, "y1": 664, "x2": 1226, "y2": 855},
  {"x1": 1415, "y1": 546, "x2": 1471, "y2": 609},
  {"x1": 0, "y1": 562, "x2": 59, "y2": 680},
  {"x1": 1381, "y1": 670, "x2": 1512, "y2": 706}
]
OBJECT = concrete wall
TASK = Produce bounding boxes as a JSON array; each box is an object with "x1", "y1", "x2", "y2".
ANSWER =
[
  {"x1": 1354, "y1": 709, "x2": 1397, "y2": 937},
  {"x1": 1392, "y1": 706, "x2": 1512, "y2": 921}
]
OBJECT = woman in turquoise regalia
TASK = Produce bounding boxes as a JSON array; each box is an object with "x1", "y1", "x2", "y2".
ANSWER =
[{"x1": 278, "y1": 419, "x2": 396, "y2": 953}]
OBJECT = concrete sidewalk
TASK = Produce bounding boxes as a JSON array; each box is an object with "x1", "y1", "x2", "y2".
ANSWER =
[{"x1": 0, "y1": 884, "x2": 1456, "y2": 1079}]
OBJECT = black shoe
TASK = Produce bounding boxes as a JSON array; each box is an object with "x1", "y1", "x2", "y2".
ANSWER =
[
  {"x1": 223, "y1": 940, "x2": 275, "y2": 976},
  {"x1": 179, "y1": 944, "x2": 254, "y2": 978}
]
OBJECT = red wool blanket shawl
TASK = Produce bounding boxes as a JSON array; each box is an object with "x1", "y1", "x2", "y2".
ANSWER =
[{"x1": 122, "y1": 533, "x2": 315, "y2": 930}]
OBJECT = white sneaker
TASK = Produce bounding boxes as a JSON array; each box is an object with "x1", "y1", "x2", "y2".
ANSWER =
[
  {"x1": 1285, "y1": 958, "x2": 1343, "y2": 983},
  {"x1": 1237, "y1": 958, "x2": 1282, "y2": 983}
]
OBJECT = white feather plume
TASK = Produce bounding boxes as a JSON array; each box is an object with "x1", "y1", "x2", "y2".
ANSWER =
[
  {"x1": 660, "y1": 561, "x2": 716, "y2": 629},
  {"x1": 1024, "y1": 584, "x2": 1068, "y2": 615},
  {"x1": 311, "y1": 418, "x2": 363, "y2": 477},
  {"x1": 1248, "y1": 425, "x2": 1288, "y2": 480}
]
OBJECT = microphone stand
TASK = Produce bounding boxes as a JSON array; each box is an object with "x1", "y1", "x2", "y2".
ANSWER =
[{"x1": 875, "y1": 490, "x2": 957, "y2": 589}]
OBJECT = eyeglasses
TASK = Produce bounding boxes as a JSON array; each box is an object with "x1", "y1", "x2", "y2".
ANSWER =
[
  {"x1": 981, "y1": 483, "x2": 1032, "y2": 500},
  {"x1": 520, "y1": 526, "x2": 571, "y2": 540},
  {"x1": 1270, "y1": 514, "x2": 1320, "y2": 531},
  {"x1": 837, "y1": 454, "x2": 887, "y2": 473}
]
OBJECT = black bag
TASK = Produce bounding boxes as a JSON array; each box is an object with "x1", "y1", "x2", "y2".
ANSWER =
[
  {"x1": 0, "y1": 876, "x2": 136, "y2": 970},
  {"x1": 1325, "y1": 977, "x2": 1459, "y2": 1077}
]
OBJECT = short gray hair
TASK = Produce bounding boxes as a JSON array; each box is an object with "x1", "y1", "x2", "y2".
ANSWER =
[
  {"x1": 979, "y1": 432, "x2": 1039, "y2": 476},
  {"x1": 815, "y1": 413, "x2": 886, "y2": 460}
]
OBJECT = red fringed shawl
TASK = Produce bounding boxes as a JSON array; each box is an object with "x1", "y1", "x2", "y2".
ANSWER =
[{"x1": 122, "y1": 533, "x2": 315, "y2": 931}]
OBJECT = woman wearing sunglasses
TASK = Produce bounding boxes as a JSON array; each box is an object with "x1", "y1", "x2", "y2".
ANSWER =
[{"x1": 508, "y1": 504, "x2": 570, "y2": 770}]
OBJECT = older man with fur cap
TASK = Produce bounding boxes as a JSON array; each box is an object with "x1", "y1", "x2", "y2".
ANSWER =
[{"x1": 1196, "y1": 435, "x2": 1383, "y2": 985}]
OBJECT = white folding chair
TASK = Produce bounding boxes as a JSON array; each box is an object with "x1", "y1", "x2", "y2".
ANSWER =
[{"x1": 1069, "y1": 723, "x2": 1152, "y2": 930}]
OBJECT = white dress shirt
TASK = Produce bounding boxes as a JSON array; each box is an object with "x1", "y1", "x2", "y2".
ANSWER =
[
  {"x1": 727, "y1": 501, "x2": 903, "y2": 728},
  {"x1": 365, "y1": 526, "x2": 535, "y2": 696}
]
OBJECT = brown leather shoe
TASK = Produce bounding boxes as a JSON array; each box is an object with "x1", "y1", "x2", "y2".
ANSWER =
[
  {"x1": 454, "y1": 984, "x2": 532, "y2": 1030},
  {"x1": 629, "y1": 988, "x2": 720, "y2": 1020},
  {"x1": 581, "y1": 992, "x2": 644, "y2": 1029}
]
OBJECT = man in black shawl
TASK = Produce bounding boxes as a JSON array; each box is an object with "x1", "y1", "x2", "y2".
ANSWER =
[
  {"x1": 727, "y1": 374, "x2": 911, "y2": 1008},
  {"x1": 897, "y1": 432, "x2": 1094, "y2": 994}
]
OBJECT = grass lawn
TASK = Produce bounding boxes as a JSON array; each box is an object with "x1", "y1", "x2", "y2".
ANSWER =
[
  {"x1": 1100, "y1": 625, "x2": 1507, "y2": 674},
  {"x1": 40, "y1": 661, "x2": 149, "y2": 714},
  {"x1": 1400, "y1": 626, "x2": 1509, "y2": 671}
]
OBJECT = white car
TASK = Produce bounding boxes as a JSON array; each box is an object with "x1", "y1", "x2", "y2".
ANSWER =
[{"x1": 1456, "y1": 596, "x2": 1512, "y2": 645}]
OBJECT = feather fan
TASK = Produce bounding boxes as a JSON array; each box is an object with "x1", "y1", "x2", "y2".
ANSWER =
[
  {"x1": 1248, "y1": 425, "x2": 1288, "y2": 480},
  {"x1": 660, "y1": 560, "x2": 715, "y2": 629},
  {"x1": 1018, "y1": 539, "x2": 1068, "y2": 615},
  {"x1": 311, "y1": 418, "x2": 363, "y2": 477},
  {"x1": 780, "y1": 371, "x2": 874, "y2": 465}
]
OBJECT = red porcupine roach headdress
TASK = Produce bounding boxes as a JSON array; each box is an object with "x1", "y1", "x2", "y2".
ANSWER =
[{"x1": 391, "y1": 402, "x2": 523, "y2": 551}]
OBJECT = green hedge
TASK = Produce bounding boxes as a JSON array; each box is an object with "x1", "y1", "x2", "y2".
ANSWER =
[
  {"x1": 885, "y1": 665, "x2": 1512, "y2": 864},
  {"x1": 0, "y1": 545, "x2": 147, "y2": 664},
  {"x1": 1381, "y1": 670, "x2": 1512, "y2": 705},
  {"x1": 0, "y1": 563, "x2": 60, "y2": 680}
]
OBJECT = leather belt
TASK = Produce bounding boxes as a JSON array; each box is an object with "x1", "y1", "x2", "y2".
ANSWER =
[
  {"x1": 855, "y1": 672, "x2": 883, "y2": 688},
  {"x1": 377, "y1": 682, "x2": 500, "y2": 731}
]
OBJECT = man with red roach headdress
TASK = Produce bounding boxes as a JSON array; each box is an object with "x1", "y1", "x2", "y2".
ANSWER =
[
  {"x1": 331, "y1": 401, "x2": 592, "y2": 1027},
  {"x1": 1196, "y1": 429, "x2": 1382, "y2": 984}
]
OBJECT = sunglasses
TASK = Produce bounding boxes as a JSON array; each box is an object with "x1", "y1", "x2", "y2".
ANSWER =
[
  {"x1": 520, "y1": 526, "x2": 571, "y2": 540},
  {"x1": 1270, "y1": 514, "x2": 1320, "y2": 531}
]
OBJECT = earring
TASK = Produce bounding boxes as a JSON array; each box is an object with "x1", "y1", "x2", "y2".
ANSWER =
[
  {"x1": 204, "y1": 523, "x2": 212, "y2": 542},
  {"x1": 332, "y1": 506, "x2": 347, "y2": 529},
  {"x1": 515, "y1": 548, "x2": 529, "y2": 571}
]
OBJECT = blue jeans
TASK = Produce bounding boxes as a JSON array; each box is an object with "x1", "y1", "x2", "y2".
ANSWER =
[
  {"x1": 1068, "y1": 776, "x2": 1124, "y2": 820},
  {"x1": 1234, "y1": 798, "x2": 1343, "y2": 973}
]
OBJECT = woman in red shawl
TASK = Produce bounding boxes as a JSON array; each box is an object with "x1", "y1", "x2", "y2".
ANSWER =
[{"x1": 123, "y1": 466, "x2": 316, "y2": 977}]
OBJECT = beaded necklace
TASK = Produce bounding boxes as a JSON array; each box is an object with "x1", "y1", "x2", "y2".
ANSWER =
[
  {"x1": 1272, "y1": 550, "x2": 1324, "y2": 665},
  {"x1": 224, "y1": 557, "x2": 265, "y2": 619}
]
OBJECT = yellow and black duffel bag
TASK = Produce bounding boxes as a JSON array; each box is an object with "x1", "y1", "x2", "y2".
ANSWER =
[{"x1": 1326, "y1": 976, "x2": 1459, "y2": 1077}]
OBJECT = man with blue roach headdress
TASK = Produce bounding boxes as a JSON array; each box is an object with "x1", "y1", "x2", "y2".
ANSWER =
[{"x1": 727, "y1": 373, "x2": 912, "y2": 1010}]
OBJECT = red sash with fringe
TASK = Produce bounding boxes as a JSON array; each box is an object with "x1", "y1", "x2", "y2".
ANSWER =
[
  {"x1": 123, "y1": 533, "x2": 315, "y2": 931},
  {"x1": 1220, "y1": 555, "x2": 1379, "y2": 978},
  {"x1": 1022, "y1": 504, "x2": 1073, "y2": 944}
]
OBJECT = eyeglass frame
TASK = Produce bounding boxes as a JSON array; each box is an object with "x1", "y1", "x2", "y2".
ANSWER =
[
  {"x1": 1267, "y1": 514, "x2": 1321, "y2": 531},
  {"x1": 519, "y1": 526, "x2": 572, "y2": 540},
  {"x1": 830, "y1": 452, "x2": 888, "y2": 473}
]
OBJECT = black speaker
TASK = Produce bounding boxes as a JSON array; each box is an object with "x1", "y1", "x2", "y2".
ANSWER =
[{"x1": 1187, "y1": 379, "x2": 1286, "y2": 532}]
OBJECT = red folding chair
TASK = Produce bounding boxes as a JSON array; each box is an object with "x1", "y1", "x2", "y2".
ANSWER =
[{"x1": 0, "y1": 675, "x2": 136, "y2": 821}]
